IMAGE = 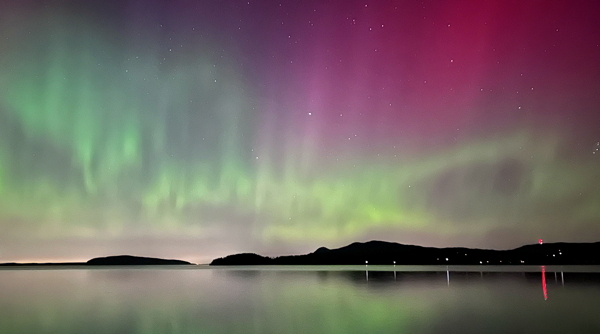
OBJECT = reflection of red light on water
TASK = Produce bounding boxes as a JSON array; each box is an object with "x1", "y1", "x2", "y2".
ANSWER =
[{"x1": 541, "y1": 266, "x2": 548, "y2": 300}]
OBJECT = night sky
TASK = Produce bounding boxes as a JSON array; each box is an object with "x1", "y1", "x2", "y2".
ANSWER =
[{"x1": 1, "y1": 0, "x2": 599, "y2": 263}]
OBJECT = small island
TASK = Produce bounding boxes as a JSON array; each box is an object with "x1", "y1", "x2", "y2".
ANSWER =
[
  {"x1": 210, "y1": 240, "x2": 600, "y2": 266},
  {"x1": 86, "y1": 255, "x2": 193, "y2": 266},
  {"x1": 0, "y1": 255, "x2": 194, "y2": 267}
]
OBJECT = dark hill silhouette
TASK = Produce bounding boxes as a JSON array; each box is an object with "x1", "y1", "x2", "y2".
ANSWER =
[
  {"x1": 0, "y1": 255, "x2": 193, "y2": 266},
  {"x1": 209, "y1": 253, "x2": 273, "y2": 265},
  {"x1": 210, "y1": 240, "x2": 600, "y2": 265},
  {"x1": 0, "y1": 261, "x2": 85, "y2": 267}
]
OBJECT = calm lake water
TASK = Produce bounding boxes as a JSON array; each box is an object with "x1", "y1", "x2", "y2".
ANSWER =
[{"x1": 1, "y1": 265, "x2": 599, "y2": 333}]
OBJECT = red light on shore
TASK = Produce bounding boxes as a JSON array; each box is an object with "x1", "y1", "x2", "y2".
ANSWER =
[{"x1": 538, "y1": 239, "x2": 543, "y2": 245}]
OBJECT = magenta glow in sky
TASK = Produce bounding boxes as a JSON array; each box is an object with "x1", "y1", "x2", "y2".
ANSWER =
[{"x1": 0, "y1": 1, "x2": 599, "y2": 263}]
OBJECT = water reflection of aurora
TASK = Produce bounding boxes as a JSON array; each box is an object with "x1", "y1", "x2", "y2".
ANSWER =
[{"x1": 1, "y1": 268, "x2": 600, "y2": 333}]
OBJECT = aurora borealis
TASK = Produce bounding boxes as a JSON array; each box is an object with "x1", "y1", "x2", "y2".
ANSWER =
[{"x1": 0, "y1": 1, "x2": 599, "y2": 263}]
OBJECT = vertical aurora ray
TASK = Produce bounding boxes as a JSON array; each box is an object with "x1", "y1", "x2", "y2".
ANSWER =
[{"x1": 0, "y1": 7, "x2": 255, "y2": 232}]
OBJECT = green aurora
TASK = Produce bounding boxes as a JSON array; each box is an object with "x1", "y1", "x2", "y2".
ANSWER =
[{"x1": 0, "y1": 1, "x2": 599, "y2": 261}]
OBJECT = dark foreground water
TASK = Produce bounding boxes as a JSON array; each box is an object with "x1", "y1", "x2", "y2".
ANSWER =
[{"x1": 1, "y1": 265, "x2": 599, "y2": 333}]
